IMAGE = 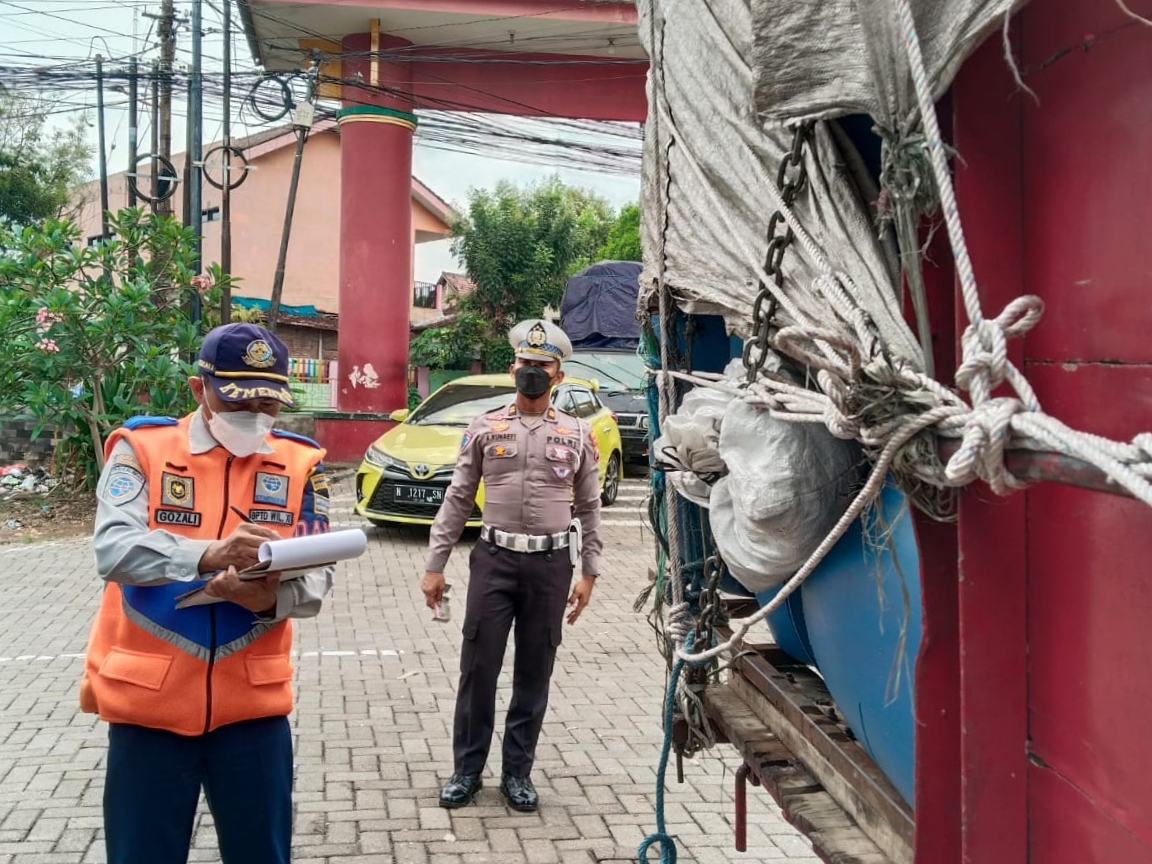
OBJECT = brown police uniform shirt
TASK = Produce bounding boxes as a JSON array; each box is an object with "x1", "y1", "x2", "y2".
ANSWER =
[{"x1": 425, "y1": 404, "x2": 603, "y2": 576}]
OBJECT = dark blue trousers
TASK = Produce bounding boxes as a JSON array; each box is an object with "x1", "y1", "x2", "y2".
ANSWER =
[{"x1": 104, "y1": 716, "x2": 292, "y2": 864}]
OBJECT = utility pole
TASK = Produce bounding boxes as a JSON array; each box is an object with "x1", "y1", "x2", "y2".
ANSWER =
[
  {"x1": 128, "y1": 57, "x2": 138, "y2": 208},
  {"x1": 156, "y1": 0, "x2": 175, "y2": 218},
  {"x1": 95, "y1": 54, "x2": 110, "y2": 240},
  {"x1": 221, "y1": 0, "x2": 233, "y2": 324},
  {"x1": 187, "y1": 0, "x2": 204, "y2": 329},
  {"x1": 150, "y1": 60, "x2": 159, "y2": 214}
]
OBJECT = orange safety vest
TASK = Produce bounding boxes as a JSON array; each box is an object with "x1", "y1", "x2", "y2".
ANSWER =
[{"x1": 80, "y1": 415, "x2": 327, "y2": 736}]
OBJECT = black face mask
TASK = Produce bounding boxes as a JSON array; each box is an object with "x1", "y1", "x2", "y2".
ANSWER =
[{"x1": 515, "y1": 365, "x2": 553, "y2": 399}]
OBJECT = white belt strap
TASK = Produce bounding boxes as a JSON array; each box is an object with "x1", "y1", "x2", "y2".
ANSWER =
[{"x1": 481, "y1": 525, "x2": 570, "y2": 553}]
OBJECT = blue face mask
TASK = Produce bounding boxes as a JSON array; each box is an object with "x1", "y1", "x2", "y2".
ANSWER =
[{"x1": 515, "y1": 365, "x2": 552, "y2": 399}]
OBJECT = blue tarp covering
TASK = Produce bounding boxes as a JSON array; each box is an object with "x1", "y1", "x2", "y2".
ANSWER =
[{"x1": 559, "y1": 260, "x2": 642, "y2": 350}]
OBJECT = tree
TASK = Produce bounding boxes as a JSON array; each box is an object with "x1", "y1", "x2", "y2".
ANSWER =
[
  {"x1": 595, "y1": 202, "x2": 641, "y2": 262},
  {"x1": 451, "y1": 176, "x2": 612, "y2": 333},
  {"x1": 0, "y1": 209, "x2": 233, "y2": 489},
  {"x1": 0, "y1": 87, "x2": 91, "y2": 226},
  {"x1": 420, "y1": 177, "x2": 613, "y2": 371}
]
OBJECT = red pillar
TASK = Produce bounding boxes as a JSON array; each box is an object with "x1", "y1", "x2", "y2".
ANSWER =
[{"x1": 320, "y1": 32, "x2": 415, "y2": 461}]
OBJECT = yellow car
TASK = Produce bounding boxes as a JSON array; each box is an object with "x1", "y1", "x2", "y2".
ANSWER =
[{"x1": 355, "y1": 373, "x2": 625, "y2": 527}]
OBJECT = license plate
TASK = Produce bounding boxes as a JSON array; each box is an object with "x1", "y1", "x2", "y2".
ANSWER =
[{"x1": 392, "y1": 484, "x2": 443, "y2": 505}]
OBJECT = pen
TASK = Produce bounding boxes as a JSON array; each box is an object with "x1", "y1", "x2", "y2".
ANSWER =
[{"x1": 230, "y1": 505, "x2": 254, "y2": 524}]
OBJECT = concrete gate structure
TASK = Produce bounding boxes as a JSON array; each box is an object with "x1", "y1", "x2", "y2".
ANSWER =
[{"x1": 238, "y1": 0, "x2": 647, "y2": 461}]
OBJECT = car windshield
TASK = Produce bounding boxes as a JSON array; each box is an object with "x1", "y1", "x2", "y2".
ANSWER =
[
  {"x1": 563, "y1": 352, "x2": 647, "y2": 393},
  {"x1": 407, "y1": 383, "x2": 516, "y2": 427}
]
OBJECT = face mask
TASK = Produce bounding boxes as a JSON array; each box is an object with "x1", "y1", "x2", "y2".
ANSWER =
[
  {"x1": 206, "y1": 410, "x2": 276, "y2": 457},
  {"x1": 515, "y1": 365, "x2": 553, "y2": 399}
]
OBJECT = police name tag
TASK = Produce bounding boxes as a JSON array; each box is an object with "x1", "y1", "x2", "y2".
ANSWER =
[{"x1": 254, "y1": 472, "x2": 289, "y2": 507}]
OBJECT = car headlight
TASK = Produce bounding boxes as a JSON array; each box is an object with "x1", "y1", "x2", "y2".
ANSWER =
[
  {"x1": 639, "y1": 415, "x2": 650, "y2": 430},
  {"x1": 364, "y1": 444, "x2": 402, "y2": 470}
]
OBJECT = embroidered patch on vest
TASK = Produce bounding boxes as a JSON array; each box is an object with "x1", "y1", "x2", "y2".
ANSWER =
[
  {"x1": 249, "y1": 508, "x2": 294, "y2": 526},
  {"x1": 312, "y1": 495, "x2": 330, "y2": 515},
  {"x1": 254, "y1": 472, "x2": 289, "y2": 507},
  {"x1": 155, "y1": 508, "x2": 202, "y2": 527},
  {"x1": 161, "y1": 472, "x2": 195, "y2": 509},
  {"x1": 308, "y1": 470, "x2": 329, "y2": 496},
  {"x1": 553, "y1": 466, "x2": 572, "y2": 480}
]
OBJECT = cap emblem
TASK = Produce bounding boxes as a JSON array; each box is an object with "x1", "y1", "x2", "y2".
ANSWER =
[
  {"x1": 527, "y1": 323, "x2": 547, "y2": 348},
  {"x1": 242, "y1": 339, "x2": 276, "y2": 369}
]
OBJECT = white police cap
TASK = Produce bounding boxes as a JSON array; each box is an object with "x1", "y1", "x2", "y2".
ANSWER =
[{"x1": 508, "y1": 319, "x2": 573, "y2": 362}]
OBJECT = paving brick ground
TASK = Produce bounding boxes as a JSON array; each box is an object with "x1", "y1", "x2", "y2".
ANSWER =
[{"x1": 0, "y1": 474, "x2": 819, "y2": 863}]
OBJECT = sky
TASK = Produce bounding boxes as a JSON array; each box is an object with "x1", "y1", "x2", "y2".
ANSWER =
[{"x1": 0, "y1": 0, "x2": 643, "y2": 283}]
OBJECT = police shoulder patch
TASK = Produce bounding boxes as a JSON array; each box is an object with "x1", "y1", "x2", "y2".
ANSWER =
[
  {"x1": 270, "y1": 429, "x2": 322, "y2": 449},
  {"x1": 460, "y1": 430, "x2": 473, "y2": 451},
  {"x1": 123, "y1": 415, "x2": 178, "y2": 430}
]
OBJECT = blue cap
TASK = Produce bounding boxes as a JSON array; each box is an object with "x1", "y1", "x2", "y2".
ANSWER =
[{"x1": 197, "y1": 323, "x2": 295, "y2": 407}]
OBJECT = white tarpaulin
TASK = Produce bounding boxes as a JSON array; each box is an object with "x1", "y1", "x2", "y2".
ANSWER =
[
  {"x1": 750, "y1": 0, "x2": 1022, "y2": 124},
  {"x1": 636, "y1": 0, "x2": 1020, "y2": 366}
]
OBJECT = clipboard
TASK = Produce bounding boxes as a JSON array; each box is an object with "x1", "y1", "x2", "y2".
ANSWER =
[{"x1": 174, "y1": 528, "x2": 367, "y2": 609}]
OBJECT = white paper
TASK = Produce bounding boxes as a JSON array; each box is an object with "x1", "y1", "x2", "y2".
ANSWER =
[
  {"x1": 173, "y1": 529, "x2": 367, "y2": 609},
  {"x1": 251, "y1": 528, "x2": 368, "y2": 573}
]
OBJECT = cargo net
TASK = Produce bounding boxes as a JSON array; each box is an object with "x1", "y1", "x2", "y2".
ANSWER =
[{"x1": 649, "y1": 0, "x2": 1152, "y2": 671}]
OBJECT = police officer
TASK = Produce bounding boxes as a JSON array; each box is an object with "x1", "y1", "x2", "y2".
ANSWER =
[
  {"x1": 82, "y1": 323, "x2": 334, "y2": 864},
  {"x1": 422, "y1": 319, "x2": 603, "y2": 812}
]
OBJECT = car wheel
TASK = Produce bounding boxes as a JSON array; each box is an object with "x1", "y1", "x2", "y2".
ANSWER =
[{"x1": 601, "y1": 453, "x2": 621, "y2": 506}]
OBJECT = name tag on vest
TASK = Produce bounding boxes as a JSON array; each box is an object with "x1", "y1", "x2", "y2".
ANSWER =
[
  {"x1": 249, "y1": 508, "x2": 294, "y2": 527},
  {"x1": 155, "y1": 508, "x2": 202, "y2": 527}
]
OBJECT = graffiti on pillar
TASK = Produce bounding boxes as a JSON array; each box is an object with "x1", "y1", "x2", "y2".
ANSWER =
[{"x1": 348, "y1": 363, "x2": 381, "y2": 389}]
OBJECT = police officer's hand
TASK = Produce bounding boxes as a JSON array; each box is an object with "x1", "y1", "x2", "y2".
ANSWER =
[
  {"x1": 200, "y1": 523, "x2": 280, "y2": 573},
  {"x1": 421, "y1": 571, "x2": 445, "y2": 610},
  {"x1": 204, "y1": 566, "x2": 282, "y2": 614},
  {"x1": 566, "y1": 576, "x2": 595, "y2": 625}
]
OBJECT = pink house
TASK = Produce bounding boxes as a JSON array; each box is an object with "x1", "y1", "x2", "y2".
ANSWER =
[{"x1": 72, "y1": 120, "x2": 456, "y2": 335}]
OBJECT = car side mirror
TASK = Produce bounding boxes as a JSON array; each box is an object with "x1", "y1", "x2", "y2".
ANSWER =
[{"x1": 389, "y1": 408, "x2": 410, "y2": 423}]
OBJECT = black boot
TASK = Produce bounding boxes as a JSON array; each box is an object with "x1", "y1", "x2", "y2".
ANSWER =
[
  {"x1": 439, "y1": 773, "x2": 482, "y2": 809},
  {"x1": 500, "y1": 773, "x2": 538, "y2": 812}
]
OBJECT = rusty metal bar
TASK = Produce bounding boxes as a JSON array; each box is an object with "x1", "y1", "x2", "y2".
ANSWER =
[
  {"x1": 938, "y1": 438, "x2": 1135, "y2": 498},
  {"x1": 735, "y1": 762, "x2": 750, "y2": 851},
  {"x1": 729, "y1": 644, "x2": 916, "y2": 847}
]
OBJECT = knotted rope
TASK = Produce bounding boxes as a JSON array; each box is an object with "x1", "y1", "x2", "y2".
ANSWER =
[{"x1": 650, "y1": 0, "x2": 1152, "y2": 668}]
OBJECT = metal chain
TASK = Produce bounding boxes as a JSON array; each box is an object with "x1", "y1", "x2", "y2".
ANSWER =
[
  {"x1": 676, "y1": 535, "x2": 728, "y2": 759},
  {"x1": 694, "y1": 546, "x2": 729, "y2": 655},
  {"x1": 743, "y1": 121, "x2": 815, "y2": 382}
]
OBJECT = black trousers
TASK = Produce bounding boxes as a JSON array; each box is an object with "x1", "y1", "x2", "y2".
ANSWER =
[{"x1": 453, "y1": 542, "x2": 572, "y2": 777}]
